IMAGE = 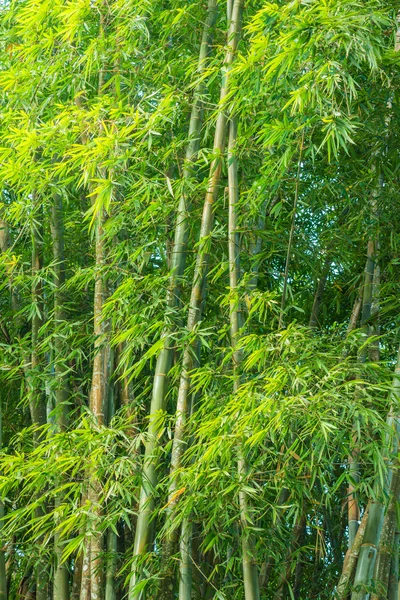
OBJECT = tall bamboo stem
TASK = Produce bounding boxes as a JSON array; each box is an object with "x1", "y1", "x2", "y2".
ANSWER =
[
  {"x1": 227, "y1": 115, "x2": 260, "y2": 600},
  {"x1": 348, "y1": 243, "x2": 375, "y2": 550},
  {"x1": 51, "y1": 194, "x2": 70, "y2": 600},
  {"x1": 129, "y1": 4, "x2": 218, "y2": 595},
  {"x1": 30, "y1": 196, "x2": 48, "y2": 600},
  {"x1": 154, "y1": 4, "x2": 244, "y2": 600}
]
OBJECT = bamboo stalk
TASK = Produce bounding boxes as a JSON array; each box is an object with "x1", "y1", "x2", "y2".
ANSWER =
[
  {"x1": 129, "y1": 4, "x2": 218, "y2": 595},
  {"x1": 227, "y1": 114, "x2": 260, "y2": 600},
  {"x1": 30, "y1": 196, "x2": 48, "y2": 600},
  {"x1": 350, "y1": 348, "x2": 400, "y2": 600},
  {"x1": 370, "y1": 469, "x2": 400, "y2": 600},
  {"x1": 51, "y1": 194, "x2": 70, "y2": 600},
  {"x1": 388, "y1": 532, "x2": 399, "y2": 600},
  {"x1": 105, "y1": 350, "x2": 117, "y2": 600},
  {"x1": 88, "y1": 210, "x2": 107, "y2": 600},
  {"x1": 336, "y1": 504, "x2": 370, "y2": 599},
  {"x1": 348, "y1": 244, "x2": 376, "y2": 550}
]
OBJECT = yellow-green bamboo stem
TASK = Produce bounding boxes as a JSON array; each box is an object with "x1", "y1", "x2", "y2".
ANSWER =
[
  {"x1": 227, "y1": 114, "x2": 259, "y2": 600},
  {"x1": 129, "y1": 5, "x2": 218, "y2": 595},
  {"x1": 350, "y1": 348, "x2": 400, "y2": 600},
  {"x1": 30, "y1": 197, "x2": 48, "y2": 600},
  {"x1": 371, "y1": 470, "x2": 400, "y2": 600},
  {"x1": 105, "y1": 350, "x2": 117, "y2": 600},
  {"x1": 388, "y1": 532, "x2": 399, "y2": 600},
  {"x1": 51, "y1": 194, "x2": 70, "y2": 600},
  {"x1": 156, "y1": 5, "x2": 244, "y2": 600},
  {"x1": 336, "y1": 504, "x2": 370, "y2": 599}
]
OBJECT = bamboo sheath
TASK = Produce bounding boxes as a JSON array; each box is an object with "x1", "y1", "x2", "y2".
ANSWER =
[{"x1": 129, "y1": 2, "x2": 218, "y2": 597}]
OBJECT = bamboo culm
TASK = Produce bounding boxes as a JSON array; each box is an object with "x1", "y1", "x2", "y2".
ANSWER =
[
  {"x1": 128, "y1": 4, "x2": 218, "y2": 595},
  {"x1": 157, "y1": 4, "x2": 244, "y2": 600},
  {"x1": 51, "y1": 194, "x2": 70, "y2": 600}
]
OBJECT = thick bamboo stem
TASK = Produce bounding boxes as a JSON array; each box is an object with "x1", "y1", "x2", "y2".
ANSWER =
[
  {"x1": 348, "y1": 245, "x2": 375, "y2": 550},
  {"x1": 336, "y1": 504, "x2": 370, "y2": 599},
  {"x1": 88, "y1": 212, "x2": 107, "y2": 600},
  {"x1": 350, "y1": 348, "x2": 400, "y2": 600},
  {"x1": 388, "y1": 532, "x2": 399, "y2": 600},
  {"x1": 370, "y1": 470, "x2": 400, "y2": 599}
]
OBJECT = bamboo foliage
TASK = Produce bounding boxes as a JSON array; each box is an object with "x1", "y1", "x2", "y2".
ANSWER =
[{"x1": 0, "y1": 1, "x2": 399, "y2": 600}]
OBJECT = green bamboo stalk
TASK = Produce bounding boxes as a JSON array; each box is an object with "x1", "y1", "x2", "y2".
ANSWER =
[
  {"x1": 88, "y1": 211, "x2": 107, "y2": 600},
  {"x1": 370, "y1": 470, "x2": 400, "y2": 600},
  {"x1": 105, "y1": 349, "x2": 117, "y2": 600},
  {"x1": 30, "y1": 197, "x2": 48, "y2": 600},
  {"x1": 348, "y1": 244, "x2": 376, "y2": 550},
  {"x1": 129, "y1": 2, "x2": 219, "y2": 596},
  {"x1": 227, "y1": 114, "x2": 260, "y2": 600},
  {"x1": 178, "y1": 518, "x2": 193, "y2": 600},
  {"x1": 388, "y1": 532, "x2": 399, "y2": 600},
  {"x1": 51, "y1": 194, "x2": 70, "y2": 600},
  {"x1": 336, "y1": 505, "x2": 370, "y2": 599},
  {"x1": 155, "y1": 4, "x2": 244, "y2": 600},
  {"x1": 350, "y1": 347, "x2": 400, "y2": 600}
]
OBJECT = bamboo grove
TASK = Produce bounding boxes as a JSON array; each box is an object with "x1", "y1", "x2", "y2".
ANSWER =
[{"x1": 1, "y1": 0, "x2": 400, "y2": 598}]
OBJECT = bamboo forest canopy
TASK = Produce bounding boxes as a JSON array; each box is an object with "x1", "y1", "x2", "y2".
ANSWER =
[{"x1": 1, "y1": 0, "x2": 400, "y2": 599}]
